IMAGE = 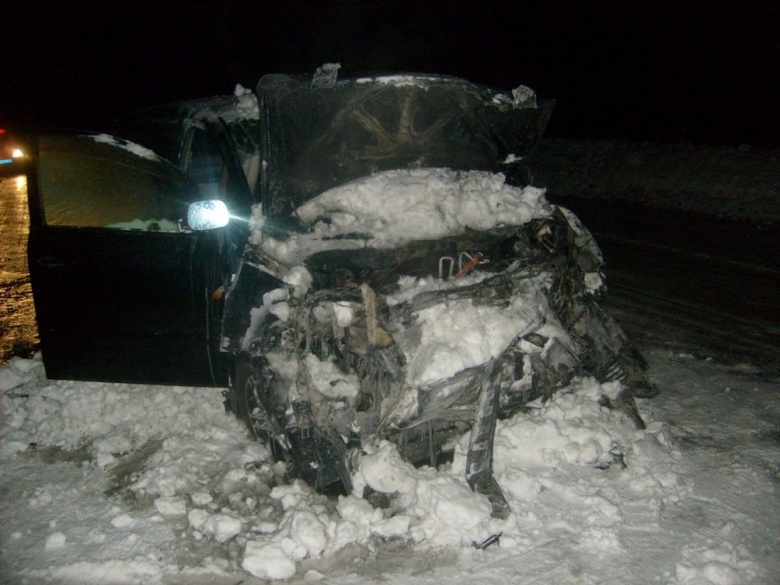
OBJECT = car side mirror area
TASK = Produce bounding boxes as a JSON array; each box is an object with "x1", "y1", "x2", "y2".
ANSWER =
[{"x1": 187, "y1": 199, "x2": 230, "y2": 230}]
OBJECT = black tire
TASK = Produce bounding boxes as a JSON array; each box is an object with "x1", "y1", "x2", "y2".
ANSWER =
[
  {"x1": 231, "y1": 353, "x2": 352, "y2": 494},
  {"x1": 232, "y1": 354, "x2": 287, "y2": 458},
  {"x1": 231, "y1": 354, "x2": 260, "y2": 438}
]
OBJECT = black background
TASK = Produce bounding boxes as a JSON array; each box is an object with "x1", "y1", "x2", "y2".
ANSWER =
[{"x1": 4, "y1": 0, "x2": 778, "y2": 146}]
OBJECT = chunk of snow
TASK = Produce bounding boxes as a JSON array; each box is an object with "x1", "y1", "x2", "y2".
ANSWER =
[
  {"x1": 406, "y1": 292, "x2": 541, "y2": 385},
  {"x1": 270, "y1": 479, "x2": 313, "y2": 509},
  {"x1": 357, "y1": 440, "x2": 419, "y2": 495},
  {"x1": 289, "y1": 510, "x2": 329, "y2": 556},
  {"x1": 372, "y1": 515, "x2": 411, "y2": 538},
  {"x1": 190, "y1": 491, "x2": 213, "y2": 506},
  {"x1": 283, "y1": 265, "x2": 313, "y2": 299},
  {"x1": 304, "y1": 353, "x2": 360, "y2": 401},
  {"x1": 242, "y1": 540, "x2": 297, "y2": 580},
  {"x1": 109, "y1": 514, "x2": 135, "y2": 529},
  {"x1": 415, "y1": 476, "x2": 491, "y2": 531},
  {"x1": 154, "y1": 496, "x2": 187, "y2": 517},
  {"x1": 0, "y1": 368, "x2": 24, "y2": 391},
  {"x1": 203, "y1": 513, "x2": 243, "y2": 543},
  {"x1": 187, "y1": 508, "x2": 210, "y2": 531},
  {"x1": 45, "y1": 531, "x2": 67, "y2": 549}
]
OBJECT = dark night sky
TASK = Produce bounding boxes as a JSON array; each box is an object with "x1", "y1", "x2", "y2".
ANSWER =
[{"x1": 4, "y1": 0, "x2": 778, "y2": 146}]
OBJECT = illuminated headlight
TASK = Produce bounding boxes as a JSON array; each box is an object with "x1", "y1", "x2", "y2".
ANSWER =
[
  {"x1": 11, "y1": 148, "x2": 24, "y2": 158},
  {"x1": 187, "y1": 199, "x2": 230, "y2": 230}
]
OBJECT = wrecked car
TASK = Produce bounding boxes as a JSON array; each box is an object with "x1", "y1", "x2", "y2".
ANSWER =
[{"x1": 27, "y1": 66, "x2": 652, "y2": 517}]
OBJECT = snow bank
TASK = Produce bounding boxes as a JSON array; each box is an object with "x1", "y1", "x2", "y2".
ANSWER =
[
  {"x1": 2, "y1": 351, "x2": 777, "y2": 584},
  {"x1": 530, "y1": 138, "x2": 780, "y2": 223}
]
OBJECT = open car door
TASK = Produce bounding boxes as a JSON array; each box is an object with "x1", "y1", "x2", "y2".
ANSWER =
[{"x1": 27, "y1": 133, "x2": 228, "y2": 385}]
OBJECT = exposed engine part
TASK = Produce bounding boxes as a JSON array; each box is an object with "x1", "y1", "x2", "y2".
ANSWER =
[{"x1": 227, "y1": 207, "x2": 650, "y2": 518}]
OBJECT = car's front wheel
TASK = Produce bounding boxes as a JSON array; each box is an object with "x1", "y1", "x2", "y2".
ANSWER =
[
  {"x1": 230, "y1": 353, "x2": 353, "y2": 494},
  {"x1": 231, "y1": 353, "x2": 283, "y2": 444}
]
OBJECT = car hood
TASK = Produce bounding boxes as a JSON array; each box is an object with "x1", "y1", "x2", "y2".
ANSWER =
[{"x1": 256, "y1": 66, "x2": 554, "y2": 217}]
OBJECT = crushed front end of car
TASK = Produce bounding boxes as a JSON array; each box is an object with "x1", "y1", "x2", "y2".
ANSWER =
[{"x1": 221, "y1": 66, "x2": 652, "y2": 518}]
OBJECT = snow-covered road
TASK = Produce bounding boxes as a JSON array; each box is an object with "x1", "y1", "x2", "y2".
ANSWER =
[
  {"x1": 0, "y1": 175, "x2": 35, "y2": 364},
  {"x1": 2, "y1": 347, "x2": 778, "y2": 585}
]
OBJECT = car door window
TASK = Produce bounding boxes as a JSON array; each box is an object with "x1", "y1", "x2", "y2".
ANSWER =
[
  {"x1": 37, "y1": 135, "x2": 190, "y2": 231},
  {"x1": 185, "y1": 128, "x2": 229, "y2": 200}
]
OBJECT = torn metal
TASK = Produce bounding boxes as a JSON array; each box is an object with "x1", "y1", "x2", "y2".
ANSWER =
[
  {"x1": 226, "y1": 206, "x2": 650, "y2": 517},
  {"x1": 220, "y1": 67, "x2": 652, "y2": 518}
]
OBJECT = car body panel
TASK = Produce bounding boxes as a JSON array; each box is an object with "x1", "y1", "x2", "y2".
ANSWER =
[
  {"x1": 27, "y1": 225, "x2": 226, "y2": 385},
  {"x1": 27, "y1": 133, "x2": 229, "y2": 385}
]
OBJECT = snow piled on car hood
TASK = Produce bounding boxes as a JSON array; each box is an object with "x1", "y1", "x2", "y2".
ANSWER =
[{"x1": 258, "y1": 168, "x2": 551, "y2": 266}]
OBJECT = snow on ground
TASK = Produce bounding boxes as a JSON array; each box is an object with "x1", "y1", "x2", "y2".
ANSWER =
[
  {"x1": 1, "y1": 348, "x2": 778, "y2": 585},
  {"x1": 528, "y1": 139, "x2": 780, "y2": 223}
]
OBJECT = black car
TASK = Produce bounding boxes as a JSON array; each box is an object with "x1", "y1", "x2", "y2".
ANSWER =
[
  {"x1": 28, "y1": 65, "x2": 652, "y2": 517},
  {"x1": 27, "y1": 89, "x2": 261, "y2": 386}
]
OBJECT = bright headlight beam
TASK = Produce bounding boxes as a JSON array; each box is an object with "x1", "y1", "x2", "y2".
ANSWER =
[{"x1": 187, "y1": 199, "x2": 230, "y2": 230}]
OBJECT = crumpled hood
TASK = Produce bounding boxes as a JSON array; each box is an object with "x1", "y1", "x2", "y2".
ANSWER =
[{"x1": 256, "y1": 69, "x2": 554, "y2": 216}]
